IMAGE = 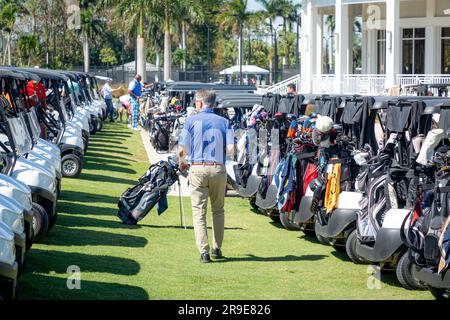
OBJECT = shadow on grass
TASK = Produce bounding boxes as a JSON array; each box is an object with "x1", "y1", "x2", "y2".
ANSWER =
[
  {"x1": 25, "y1": 249, "x2": 141, "y2": 275},
  {"x1": 87, "y1": 143, "x2": 128, "y2": 150},
  {"x1": 84, "y1": 152, "x2": 131, "y2": 162},
  {"x1": 18, "y1": 274, "x2": 149, "y2": 300},
  {"x1": 269, "y1": 221, "x2": 285, "y2": 229},
  {"x1": 330, "y1": 250, "x2": 351, "y2": 262},
  {"x1": 79, "y1": 173, "x2": 137, "y2": 186},
  {"x1": 95, "y1": 132, "x2": 133, "y2": 138},
  {"x1": 214, "y1": 254, "x2": 327, "y2": 263},
  {"x1": 57, "y1": 215, "x2": 143, "y2": 230},
  {"x1": 88, "y1": 140, "x2": 124, "y2": 146},
  {"x1": 140, "y1": 224, "x2": 245, "y2": 231},
  {"x1": 298, "y1": 234, "x2": 322, "y2": 245},
  {"x1": 44, "y1": 226, "x2": 148, "y2": 248},
  {"x1": 86, "y1": 158, "x2": 135, "y2": 166},
  {"x1": 58, "y1": 202, "x2": 118, "y2": 217},
  {"x1": 83, "y1": 162, "x2": 137, "y2": 175},
  {"x1": 87, "y1": 147, "x2": 133, "y2": 156},
  {"x1": 60, "y1": 191, "x2": 119, "y2": 204}
]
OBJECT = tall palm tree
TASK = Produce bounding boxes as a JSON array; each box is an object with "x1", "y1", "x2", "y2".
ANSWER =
[
  {"x1": 155, "y1": 0, "x2": 204, "y2": 81},
  {"x1": 256, "y1": 0, "x2": 285, "y2": 83},
  {"x1": 79, "y1": 0, "x2": 103, "y2": 72},
  {"x1": 99, "y1": 0, "x2": 158, "y2": 81},
  {"x1": 217, "y1": 0, "x2": 254, "y2": 84}
]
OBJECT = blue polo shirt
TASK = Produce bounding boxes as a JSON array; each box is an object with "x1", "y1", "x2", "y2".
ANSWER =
[{"x1": 179, "y1": 109, "x2": 235, "y2": 164}]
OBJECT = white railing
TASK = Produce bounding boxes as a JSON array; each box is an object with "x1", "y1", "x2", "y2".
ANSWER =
[
  {"x1": 266, "y1": 74, "x2": 302, "y2": 95},
  {"x1": 397, "y1": 74, "x2": 450, "y2": 96},
  {"x1": 397, "y1": 74, "x2": 450, "y2": 87},
  {"x1": 312, "y1": 74, "x2": 336, "y2": 94},
  {"x1": 342, "y1": 74, "x2": 387, "y2": 95}
]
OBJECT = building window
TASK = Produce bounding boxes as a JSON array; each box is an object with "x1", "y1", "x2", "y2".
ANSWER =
[
  {"x1": 442, "y1": 28, "x2": 450, "y2": 74},
  {"x1": 377, "y1": 30, "x2": 386, "y2": 74},
  {"x1": 402, "y1": 28, "x2": 425, "y2": 74}
]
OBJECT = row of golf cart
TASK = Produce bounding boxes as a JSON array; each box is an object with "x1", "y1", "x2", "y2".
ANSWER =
[
  {"x1": 0, "y1": 67, "x2": 107, "y2": 300},
  {"x1": 216, "y1": 90, "x2": 450, "y2": 300}
]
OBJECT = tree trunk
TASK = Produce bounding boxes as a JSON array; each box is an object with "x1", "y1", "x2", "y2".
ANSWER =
[
  {"x1": 83, "y1": 30, "x2": 90, "y2": 72},
  {"x1": 163, "y1": 6, "x2": 172, "y2": 81},
  {"x1": 136, "y1": 36, "x2": 146, "y2": 82},
  {"x1": 155, "y1": 48, "x2": 161, "y2": 82},
  {"x1": 6, "y1": 34, "x2": 11, "y2": 65},
  {"x1": 181, "y1": 21, "x2": 186, "y2": 72},
  {"x1": 239, "y1": 21, "x2": 243, "y2": 85}
]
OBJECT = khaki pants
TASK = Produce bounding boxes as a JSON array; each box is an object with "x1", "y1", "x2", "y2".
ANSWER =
[{"x1": 189, "y1": 164, "x2": 227, "y2": 254}]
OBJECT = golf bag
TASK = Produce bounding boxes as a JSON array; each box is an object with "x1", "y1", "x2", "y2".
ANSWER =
[{"x1": 117, "y1": 160, "x2": 180, "y2": 225}]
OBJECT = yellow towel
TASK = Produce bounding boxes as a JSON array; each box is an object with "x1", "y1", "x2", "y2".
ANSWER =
[{"x1": 324, "y1": 163, "x2": 341, "y2": 214}]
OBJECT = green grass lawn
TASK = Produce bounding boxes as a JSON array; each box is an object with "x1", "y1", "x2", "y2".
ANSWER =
[{"x1": 18, "y1": 122, "x2": 433, "y2": 300}]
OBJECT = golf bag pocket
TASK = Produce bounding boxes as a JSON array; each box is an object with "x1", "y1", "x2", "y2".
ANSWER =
[{"x1": 118, "y1": 185, "x2": 164, "y2": 225}]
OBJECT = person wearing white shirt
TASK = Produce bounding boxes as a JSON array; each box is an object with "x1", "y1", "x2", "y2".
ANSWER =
[{"x1": 101, "y1": 79, "x2": 115, "y2": 122}]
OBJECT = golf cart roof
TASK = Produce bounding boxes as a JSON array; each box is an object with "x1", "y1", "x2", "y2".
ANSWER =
[
  {"x1": 166, "y1": 81, "x2": 256, "y2": 93},
  {"x1": 0, "y1": 68, "x2": 26, "y2": 80},
  {"x1": 21, "y1": 68, "x2": 69, "y2": 81},
  {"x1": 372, "y1": 96, "x2": 450, "y2": 110}
]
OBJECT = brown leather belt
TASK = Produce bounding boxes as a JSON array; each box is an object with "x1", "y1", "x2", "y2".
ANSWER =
[{"x1": 191, "y1": 162, "x2": 224, "y2": 166}]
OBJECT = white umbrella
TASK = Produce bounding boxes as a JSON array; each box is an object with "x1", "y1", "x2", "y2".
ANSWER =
[{"x1": 220, "y1": 65, "x2": 270, "y2": 75}]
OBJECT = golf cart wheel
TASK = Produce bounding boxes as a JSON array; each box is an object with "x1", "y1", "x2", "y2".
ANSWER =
[
  {"x1": 396, "y1": 253, "x2": 428, "y2": 291},
  {"x1": 32, "y1": 203, "x2": 49, "y2": 243},
  {"x1": 345, "y1": 229, "x2": 366, "y2": 264},
  {"x1": 90, "y1": 118, "x2": 98, "y2": 134},
  {"x1": 48, "y1": 210, "x2": 58, "y2": 230},
  {"x1": 62, "y1": 154, "x2": 82, "y2": 178},
  {"x1": 430, "y1": 288, "x2": 450, "y2": 300},
  {"x1": 279, "y1": 211, "x2": 301, "y2": 231},
  {"x1": 0, "y1": 278, "x2": 17, "y2": 300},
  {"x1": 314, "y1": 220, "x2": 330, "y2": 245},
  {"x1": 97, "y1": 117, "x2": 103, "y2": 131}
]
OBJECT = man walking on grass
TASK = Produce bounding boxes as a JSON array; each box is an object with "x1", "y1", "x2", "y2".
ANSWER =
[
  {"x1": 178, "y1": 89, "x2": 235, "y2": 263},
  {"x1": 128, "y1": 74, "x2": 142, "y2": 131}
]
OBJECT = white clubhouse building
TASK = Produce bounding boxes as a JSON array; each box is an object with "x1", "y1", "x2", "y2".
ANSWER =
[{"x1": 281, "y1": 0, "x2": 450, "y2": 94}]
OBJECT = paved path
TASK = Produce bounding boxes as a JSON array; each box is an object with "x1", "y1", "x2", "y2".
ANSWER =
[{"x1": 140, "y1": 129, "x2": 190, "y2": 197}]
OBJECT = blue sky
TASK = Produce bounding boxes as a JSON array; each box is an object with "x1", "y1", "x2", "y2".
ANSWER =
[{"x1": 248, "y1": 0, "x2": 264, "y2": 11}]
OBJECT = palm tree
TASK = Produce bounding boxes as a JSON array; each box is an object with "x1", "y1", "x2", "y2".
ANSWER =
[
  {"x1": 18, "y1": 33, "x2": 39, "y2": 66},
  {"x1": 256, "y1": 0, "x2": 285, "y2": 83},
  {"x1": 155, "y1": 0, "x2": 204, "y2": 81},
  {"x1": 0, "y1": 0, "x2": 25, "y2": 65},
  {"x1": 99, "y1": 0, "x2": 158, "y2": 81},
  {"x1": 79, "y1": 1, "x2": 103, "y2": 73},
  {"x1": 217, "y1": 0, "x2": 254, "y2": 84}
]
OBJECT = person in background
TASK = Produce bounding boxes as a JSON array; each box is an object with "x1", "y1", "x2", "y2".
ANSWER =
[
  {"x1": 101, "y1": 79, "x2": 115, "y2": 122},
  {"x1": 178, "y1": 89, "x2": 235, "y2": 264},
  {"x1": 26, "y1": 79, "x2": 47, "y2": 139},
  {"x1": 287, "y1": 83, "x2": 298, "y2": 95},
  {"x1": 119, "y1": 94, "x2": 131, "y2": 125},
  {"x1": 128, "y1": 74, "x2": 143, "y2": 131}
]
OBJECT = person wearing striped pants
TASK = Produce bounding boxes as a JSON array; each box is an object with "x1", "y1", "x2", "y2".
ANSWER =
[{"x1": 128, "y1": 74, "x2": 143, "y2": 131}]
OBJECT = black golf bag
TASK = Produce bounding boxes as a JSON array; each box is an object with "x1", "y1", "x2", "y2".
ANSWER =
[{"x1": 117, "y1": 160, "x2": 180, "y2": 225}]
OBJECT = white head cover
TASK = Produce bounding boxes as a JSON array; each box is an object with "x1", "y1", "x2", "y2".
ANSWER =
[{"x1": 315, "y1": 115, "x2": 334, "y2": 133}]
